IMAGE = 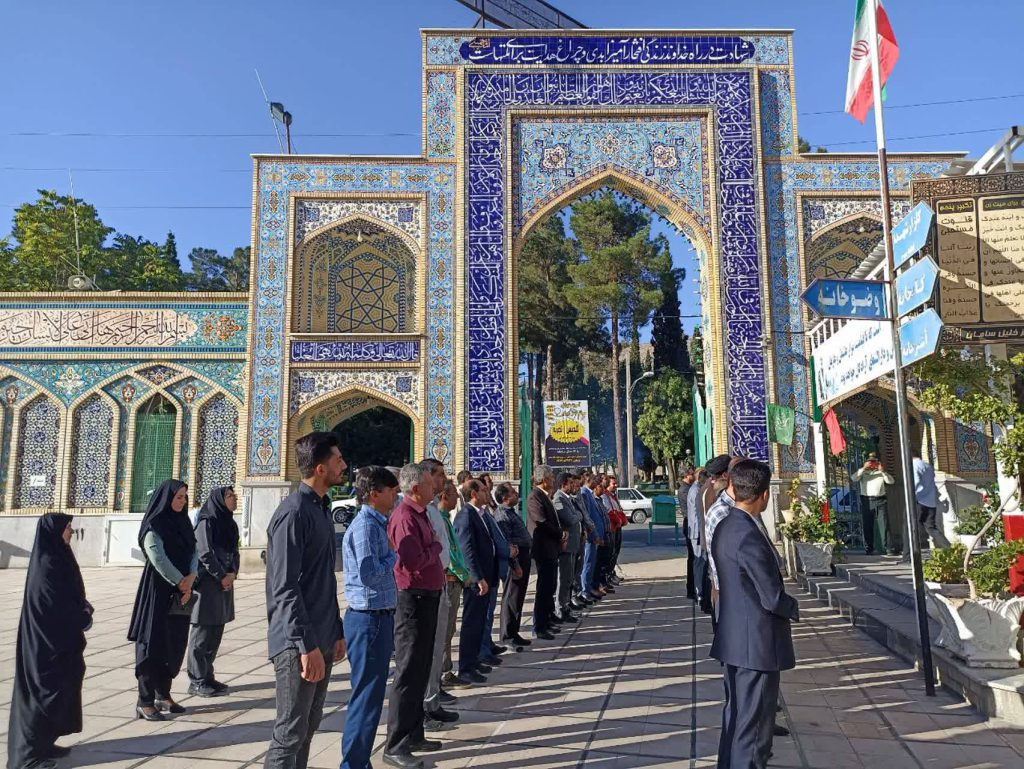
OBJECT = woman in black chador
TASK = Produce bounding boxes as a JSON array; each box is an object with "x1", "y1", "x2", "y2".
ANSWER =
[
  {"x1": 186, "y1": 486, "x2": 240, "y2": 697},
  {"x1": 128, "y1": 479, "x2": 198, "y2": 721},
  {"x1": 7, "y1": 514, "x2": 93, "y2": 769}
]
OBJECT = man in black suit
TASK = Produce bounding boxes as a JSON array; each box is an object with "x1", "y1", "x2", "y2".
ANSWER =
[
  {"x1": 453, "y1": 478, "x2": 498, "y2": 686},
  {"x1": 526, "y1": 464, "x2": 565, "y2": 640},
  {"x1": 710, "y1": 460, "x2": 799, "y2": 769}
]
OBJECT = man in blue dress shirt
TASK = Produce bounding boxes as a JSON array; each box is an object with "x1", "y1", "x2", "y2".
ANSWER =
[{"x1": 341, "y1": 466, "x2": 400, "y2": 769}]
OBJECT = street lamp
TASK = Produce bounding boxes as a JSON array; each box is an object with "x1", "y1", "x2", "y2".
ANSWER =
[{"x1": 625, "y1": 347, "x2": 654, "y2": 486}]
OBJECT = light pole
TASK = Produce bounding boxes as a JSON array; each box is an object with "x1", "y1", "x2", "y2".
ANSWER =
[{"x1": 625, "y1": 348, "x2": 654, "y2": 486}]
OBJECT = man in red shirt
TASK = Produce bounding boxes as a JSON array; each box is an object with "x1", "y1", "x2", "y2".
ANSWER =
[{"x1": 383, "y1": 463, "x2": 445, "y2": 769}]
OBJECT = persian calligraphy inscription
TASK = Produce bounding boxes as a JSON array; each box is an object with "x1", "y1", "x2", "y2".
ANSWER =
[{"x1": 0, "y1": 308, "x2": 199, "y2": 349}]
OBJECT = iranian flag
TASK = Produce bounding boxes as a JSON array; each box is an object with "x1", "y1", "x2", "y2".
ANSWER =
[{"x1": 845, "y1": 0, "x2": 900, "y2": 123}]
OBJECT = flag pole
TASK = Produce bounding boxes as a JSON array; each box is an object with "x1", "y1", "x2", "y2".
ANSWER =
[{"x1": 866, "y1": 0, "x2": 936, "y2": 696}]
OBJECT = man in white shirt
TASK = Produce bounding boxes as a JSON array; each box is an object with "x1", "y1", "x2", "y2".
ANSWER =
[
  {"x1": 851, "y1": 452, "x2": 895, "y2": 555},
  {"x1": 913, "y1": 453, "x2": 949, "y2": 549}
]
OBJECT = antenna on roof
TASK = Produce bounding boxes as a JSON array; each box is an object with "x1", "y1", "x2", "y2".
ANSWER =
[
  {"x1": 65, "y1": 170, "x2": 98, "y2": 291},
  {"x1": 255, "y1": 69, "x2": 292, "y2": 154}
]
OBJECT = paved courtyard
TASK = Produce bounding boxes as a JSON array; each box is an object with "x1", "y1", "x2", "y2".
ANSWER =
[{"x1": 2, "y1": 537, "x2": 1024, "y2": 769}]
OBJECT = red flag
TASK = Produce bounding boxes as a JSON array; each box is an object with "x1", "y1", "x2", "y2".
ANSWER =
[
  {"x1": 823, "y1": 409, "x2": 847, "y2": 456},
  {"x1": 822, "y1": 501, "x2": 831, "y2": 524}
]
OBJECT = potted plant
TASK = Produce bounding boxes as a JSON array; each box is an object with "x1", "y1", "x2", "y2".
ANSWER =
[
  {"x1": 780, "y1": 486, "x2": 842, "y2": 576},
  {"x1": 952, "y1": 488, "x2": 1005, "y2": 552},
  {"x1": 927, "y1": 539, "x2": 1024, "y2": 668},
  {"x1": 923, "y1": 542, "x2": 969, "y2": 597}
]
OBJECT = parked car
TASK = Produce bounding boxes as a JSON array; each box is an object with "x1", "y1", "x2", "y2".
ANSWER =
[
  {"x1": 615, "y1": 487, "x2": 655, "y2": 524},
  {"x1": 331, "y1": 497, "x2": 359, "y2": 535}
]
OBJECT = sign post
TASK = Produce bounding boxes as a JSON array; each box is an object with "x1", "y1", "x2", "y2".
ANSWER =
[{"x1": 801, "y1": 278, "x2": 890, "y2": 320}]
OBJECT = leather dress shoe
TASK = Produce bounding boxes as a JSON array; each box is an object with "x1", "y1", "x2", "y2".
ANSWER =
[
  {"x1": 481, "y1": 654, "x2": 502, "y2": 666},
  {"x1": 382, "y1": 751, "x2": 424, "y2": 769},
  {"x1": 426, "y1": 706, "x2": 459, "y2": 723},
  {"x1": 154, "y1": 699, "x2": 186, "y2": 714},
  {"x1": 475, "y1": 662, "x2": 493, "y2": 674},
  {"x1": 535, "y1": 630, "x2": 556, "y2": 640},
  {"x1": 511, "y1": 634, "x2": 532, "y2": 646},
  {"x1": 47, "y1": 745, "x2": 72, "y2": 758},
  {"x1": 490, "y1": 644, "x2": 508, "y2": 655},
  {"x1": 460, "y1": 670, "x2": 487, "y2": 684},
  {"x1": 439, "y1": 688, "x2": 457, "y2": 704},
  {"x1": 409, "y1": 738, "x2": 443, "y2": 752},
  {"x1": 773, "y1": 724, "x2": 790, "y2": 737},
  {"x1": 210, "y1": 679, "x2": 229, "y2": 692}
]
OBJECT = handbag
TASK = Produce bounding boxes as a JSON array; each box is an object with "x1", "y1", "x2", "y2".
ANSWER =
[{"x1": 169, "y1": 590, "x2": 197, "y2": 616}]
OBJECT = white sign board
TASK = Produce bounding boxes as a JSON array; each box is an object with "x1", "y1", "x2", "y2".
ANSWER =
[{"x1": 813, "y1": 320, "x2": 895, "y2": 404}]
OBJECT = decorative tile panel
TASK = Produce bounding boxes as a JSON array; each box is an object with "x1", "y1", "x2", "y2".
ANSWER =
[
  {"x1": 955, "y1": 420, "x2": 991, "y2": 473},
  {"x1": 295, "y1": 199, "x2": 422, "y2": 246},
  {"x1": 467, "y1": 70, "x2": 767, "y2": 469},
  {"x1": 514, "y1": 117, "x2": 710, "y2": 235},
  {"x1": 426, "y1": 70, "x2": 457, "y2": 159},
  {"x1": 758, "y1": 70, "x2": 794, "y2": 157},
  {"x1": 68, "y1": 395, "x2": 113, "y2": 507},
  {"x1": 288, "y1": 369, "x2": 421, "y2": 417},
  {"x1": 14, "y1": 396, "x2": 60, "y2": 508},
  {"x1": 195, "y1": 394, "x2": 240, "y2": 505}
]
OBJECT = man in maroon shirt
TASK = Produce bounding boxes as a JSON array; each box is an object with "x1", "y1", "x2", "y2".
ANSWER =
[{"x1": 383, "y1": 463, "x2": 445, "y2": 769}]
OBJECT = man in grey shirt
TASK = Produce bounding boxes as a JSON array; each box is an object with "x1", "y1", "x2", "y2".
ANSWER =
[
  {"x1": 264, "y1": 431, "x2": 348, "y2": 769},
  {"x1": 553, "y1": 471, "x2": 583, "y2": 623}
]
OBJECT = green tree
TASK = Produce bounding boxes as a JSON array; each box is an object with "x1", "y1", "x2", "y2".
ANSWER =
[
  {"x1": 636, "y1": 368, "x2": 694, "y2": 488},
  {"x1": 186, "y1": 246, "x2": 251, "y2": 291},
  {"x1": 651, "y1": 256, "x2": 691, "y2": 373},
  {"x1": 566, "y1": 191, "x2": 670, "y2": 481},
  {"x1": 101, "y1": 234, "x2": 185, "y2": 291},
  {"x1": 797, "y1": 135, "x2": 828, "y2": 154},
  {"x1": 3, "y1": 190, "x2": 112, "y2": 290}
]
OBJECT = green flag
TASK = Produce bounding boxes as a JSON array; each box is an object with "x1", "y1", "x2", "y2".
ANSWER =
[
  {"x1": 518, "y1": 383, "x2": 532, "y2": 523},
  {"x1": 767, "y1": 404, "x2": 796, "y2": 446}
]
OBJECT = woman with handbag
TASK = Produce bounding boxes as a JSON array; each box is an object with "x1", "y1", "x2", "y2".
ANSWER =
[
  {"x1": 7, "y1": 514, "x2": 93, "y2": 769},
  {"x1": 128, "y1": 479, "x2": 198, "y2": 721},
  {"x1": 186, "y1": 486, "x2": 240, "y2": 697}
]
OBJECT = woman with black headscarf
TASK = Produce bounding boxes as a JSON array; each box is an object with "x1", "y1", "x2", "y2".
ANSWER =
[
  {"x1": 127, "y1": 479, "x2": 198, "y2": 721},
  {"x1": 186, "y1": 486, "x2": 240, "y2": 697},
  {"x1": 7, "y1": 514, "x2": 93, "y2": 769}
]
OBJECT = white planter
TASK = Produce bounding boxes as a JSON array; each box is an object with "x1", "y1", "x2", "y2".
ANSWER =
[
  {"x1": 926, "y1": 593, "x2": 1024, "y2": 668},
  {"x1": 794, "y1": 541, "x2": 834, "y2": 576},
  {"x1": 957, "y1": 534, "x2": 979, "y2": 553},
  {"x1": 781, "y1": 509, "x2": 797, "y2": 525}
]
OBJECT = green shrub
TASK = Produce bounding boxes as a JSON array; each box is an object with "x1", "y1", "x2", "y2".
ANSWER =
[
  {"x1": 780, "y1": 484, "x2": 842, "y2": 549},
  {"x1": 923, "y1": 543, "x2": 967, "y2": 584},
  {"x1": 953, "y1": 487, "x2": 1005, "y2": 541},
  {"x1": 966, "y1": 539, "x2": 1024, "y2": 598}
]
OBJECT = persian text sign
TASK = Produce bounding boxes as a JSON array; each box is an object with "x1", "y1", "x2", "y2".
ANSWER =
[
  {"x1": 0, "y1": 308, "x2": 201, "y2": 349},
  {"x1": 813, "y1": 320, "x2": 895, "y2": 404},
  {"x1": 542, "y1": 400, "x2": 592, "y2": 468}
]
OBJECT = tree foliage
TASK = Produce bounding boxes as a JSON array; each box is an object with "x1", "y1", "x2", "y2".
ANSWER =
[
  {"x1": 1, "y1": 190, "x2": 249, "y2": 292},
  {"x1": 651, "y1": 259, "x2": 691, "y2": 373},
  {"x1": 635, "y1": 368, "x2": 693, "y2": 488}
]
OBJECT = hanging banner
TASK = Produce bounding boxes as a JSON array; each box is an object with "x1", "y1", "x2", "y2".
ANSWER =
[
  {"x1": 767, "y1": 404, "x2": 796, "y2": 446},
  {"x1": 542, "y1": 400, "x2": 591, "y2": 467}
]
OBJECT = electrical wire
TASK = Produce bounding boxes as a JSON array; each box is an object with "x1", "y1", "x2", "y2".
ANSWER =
[{"x1": 798, "y1": 92, "x2": 1024, "y2": 116}]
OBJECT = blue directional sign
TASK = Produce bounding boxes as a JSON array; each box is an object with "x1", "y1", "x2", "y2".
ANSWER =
[
  {"x1": 899, "y1": 308, "x2": 943, "y2": 367},
  {"x1": 892, "y1": 201, "x2": 935, "y2": 269},
  {"x1": 801, "y1": 278, "x2": 890, "y2": 320},
  {"x1": 895, "y1": 256, "x2": 939, "y2": 317}
]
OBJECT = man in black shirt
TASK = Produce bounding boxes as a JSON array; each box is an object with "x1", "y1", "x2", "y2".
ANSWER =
[{"x1": 264, "y1": 432, "x2": 348, "y2": 769}]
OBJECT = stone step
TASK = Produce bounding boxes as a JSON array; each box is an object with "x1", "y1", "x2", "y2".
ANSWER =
[{"x1": 795, "y1": 567, "x2": 1024, "y2": 723}]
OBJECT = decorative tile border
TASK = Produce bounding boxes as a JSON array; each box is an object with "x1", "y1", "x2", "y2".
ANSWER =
[
  {"x1": 290, "y1": 340, "x2": 420, "y2": 363},
  {"x1": 467, "y1": 70, "x2": 767, "y2": 470}
]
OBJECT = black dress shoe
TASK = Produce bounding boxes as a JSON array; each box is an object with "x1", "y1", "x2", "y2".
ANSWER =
[
  {"x1": 191, "y1": 683, "x2": 226, "y2": 698},
  {"x1": 154, "y1": 699, "x2": 186, "y2": 714},
  {"x1": 135, "y1": 705, "x2": 165, "y2": 722},
  {"x1": 511, "y1": 634, "x2": 532, "y2": 646},
  {"x1": 439, "y1": 688, "x2": 457, "y2": 704},
  {"x1": 423, "y1": 716, "x2": 455, "y2": 732},
  {"x1": 210, "y1": 679, "x2": 229, "y2": 693},
  {"x1": 47, "y1": 745, "x2": 72, "y2": 758},
  {"x1": 382, "y1": 751, "x2": 424, "y2": 769},
  {"x1": 408, "y1": 738, "x2": 443, "y2": 752},
  {"x1": 464, "y1": 670, "x2": 487, "y2": 683},
  {"x1": 773, "y1": 724, "x2": 790, "y2": 737},
  {"x1": 426, "y1": 706, "x2": 459, "y2": 723},
  {"x1": 490, "y1": 644, "x2": 508, "y2": 655},
  {"x1": 536, "y1": 631, "x2": 556, "y2": 640},
  {"x1": 476, "y1": 662, "x2": 493, "y2": 674},
  {"x1": 558, "y1": 612, "x2": 579, "y2": 623},
  {"x1": 481, "y1": 654, "x2": 502, "y2": 666}
]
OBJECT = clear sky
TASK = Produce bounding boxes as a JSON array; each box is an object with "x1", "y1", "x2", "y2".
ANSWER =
[{"x1": 2, "y1": 0, "x2": 1021, "y2": 335}]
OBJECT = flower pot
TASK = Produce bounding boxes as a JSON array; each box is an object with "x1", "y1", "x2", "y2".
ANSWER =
[
  {"x1": 957, "y1": 534, "x2": 980, "y2": 553},
  {"x1": 793, "y1": 541, "x2": 834, "y2": 576},
  {"x1": 925, "y1": 592, "x2": 1024, "y2": 668}
]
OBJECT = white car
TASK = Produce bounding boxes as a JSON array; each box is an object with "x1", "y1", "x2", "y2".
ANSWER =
[
  {"x1": 331, "y1": 497, "x2": 359, "y2": 535},
  {"x1": 615, "y1": 487, "x2": 654, "y2": 524}
]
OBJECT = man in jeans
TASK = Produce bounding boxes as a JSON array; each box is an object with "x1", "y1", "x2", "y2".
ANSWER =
[
  {"x1": 264, "y1": 431, "x2": 348, "y2": 769},
  {"x1": 341, "y1": 466, "x2": 399, "y2": 769},
  {"x1": 913, "y1": 453, "x2": 950, "y2": 550},
  {"x1": 384, "y1": 463, "x2": 446, "y2": 768}
]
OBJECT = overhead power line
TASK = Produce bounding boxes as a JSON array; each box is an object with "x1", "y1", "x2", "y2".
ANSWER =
[
  {"x1": 798, "y1": 92, "x2": 1024, "y2": 116},
  {"x1": 4, "y1": 131, "x2": 418, "y2": 138}
]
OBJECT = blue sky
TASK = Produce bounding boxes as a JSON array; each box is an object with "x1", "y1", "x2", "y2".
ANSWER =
[{"x1": 2, "y1": 0, "x2": 1021, "y2": 336}]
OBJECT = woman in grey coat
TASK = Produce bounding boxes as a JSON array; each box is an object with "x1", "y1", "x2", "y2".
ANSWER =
[{"x1": 186, "y1": 486, "x2": 240, "y2": 697}]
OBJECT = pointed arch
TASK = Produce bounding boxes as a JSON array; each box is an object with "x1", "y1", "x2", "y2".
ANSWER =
[
  {"x1": 9, "y1": 391, "x2": 64, "y2": 510},
  {"x1": 65, "y1": 390, "x2": 119, "y2": 509}
]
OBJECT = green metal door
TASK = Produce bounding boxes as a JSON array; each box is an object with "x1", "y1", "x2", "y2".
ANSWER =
[{"x1": 130, "y1": 400, "x2": 176, "y2": 512}]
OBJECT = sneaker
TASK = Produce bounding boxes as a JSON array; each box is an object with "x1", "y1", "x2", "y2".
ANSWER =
[
  {"x1": 425, "y1": 706, "x2": 459, "y2": 723},
  {"x1": 423, "y1": 716, "x2": 455, "y2": 732},
  {"x1": 440, "y1": 671, "x2": 461, "y2": 688}
]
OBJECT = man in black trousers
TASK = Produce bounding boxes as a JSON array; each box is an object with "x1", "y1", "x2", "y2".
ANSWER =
[
  {"x1": 453, "y1": 478, "x2": 499, "y2": 685},
  {"x1": 493, "y1": 482, "x2": 533, "y2": 648},
  {"x1": 711, "y1": 460, "x2": 799, "y2": 769},
  {"x1": 526, "y1": 464, "x2": 564, "y2": 640}
]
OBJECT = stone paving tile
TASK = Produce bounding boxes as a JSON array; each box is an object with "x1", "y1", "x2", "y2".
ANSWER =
[{"x1": 3, "y1": 544, "x2": 1024, "y2": 768}]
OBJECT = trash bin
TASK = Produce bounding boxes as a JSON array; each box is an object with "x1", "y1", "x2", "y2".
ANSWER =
[{"x1": 648, "y1": 495, "x2": 681, "y2": 545}]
